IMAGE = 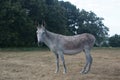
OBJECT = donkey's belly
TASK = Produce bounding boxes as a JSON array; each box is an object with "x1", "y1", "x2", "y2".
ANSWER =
[{"x1": 63, "y1": 49, "x2": 83, "y2": 55}]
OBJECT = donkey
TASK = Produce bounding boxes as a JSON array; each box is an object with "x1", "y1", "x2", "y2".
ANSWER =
[{"x1": 36, "y1": 23, "x2": 95, "y2": 74}]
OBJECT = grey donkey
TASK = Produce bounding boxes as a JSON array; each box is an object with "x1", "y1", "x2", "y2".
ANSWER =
[{"x1": 36, "y1": 23, "x2": 95, "y2": 74}]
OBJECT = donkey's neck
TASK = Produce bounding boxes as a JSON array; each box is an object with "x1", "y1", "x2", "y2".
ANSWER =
[{"x1": 42, "y1": 30, "x2": 58, "y2": 49}]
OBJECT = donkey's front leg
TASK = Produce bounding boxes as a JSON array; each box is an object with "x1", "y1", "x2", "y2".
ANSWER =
[
  {"x1": 54, "y1": 53, "x2": 59, "y2": 73},
  {"x1": 59, "y1": 52, "x2": 67, "y2": 74}
]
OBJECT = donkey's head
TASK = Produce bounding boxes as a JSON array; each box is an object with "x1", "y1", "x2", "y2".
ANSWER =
[{"x1": 36, "y1": 22, "x2": 46, "y2": 45}]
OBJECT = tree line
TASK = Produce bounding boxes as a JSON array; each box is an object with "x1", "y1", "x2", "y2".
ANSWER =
[{"x1": 0, "y1": 0, "x2": 119, "y2": 47}]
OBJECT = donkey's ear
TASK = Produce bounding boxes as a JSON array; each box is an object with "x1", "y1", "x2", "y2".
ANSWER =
[
  {"x1": 37, "y1": 23, "x2": 41, "y2": 30},
  {"x1": 43, "y1": 21, "x2": 46, "y2": 27},
  {"x1": 35, "y1": 21, "x2": 41, "y2": 29},
  {"x1": 42, "y1": 20, "x2": 46, "y2": 28},
  {"x1": 37, "y1": 22, "x2": 40, "y2": 27}
]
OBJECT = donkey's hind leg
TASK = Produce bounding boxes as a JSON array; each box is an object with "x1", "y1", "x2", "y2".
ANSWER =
[{"x1": 80, "y1": 48, "x2": 93, "y2": 74}]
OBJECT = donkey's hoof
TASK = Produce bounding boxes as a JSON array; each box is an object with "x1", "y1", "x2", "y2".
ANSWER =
[
  {"x1": 55, "y1": 71, "x2": 58, "y2": 74},
  {"x1": 80, "y1": 70, "x2": 88, "y2": 74},
  {"x1": 80, "y1": 70, "x2": 85, "y2": 74},
  {"x1": 63, "y1": 71, "x2": 67, "y2": 74},
  {"x1": 83, "y1": 71, "x2": 88, "y2": 74},
  {"x1": 54, "y1": 72, "x2": 57, "y2": 74}
]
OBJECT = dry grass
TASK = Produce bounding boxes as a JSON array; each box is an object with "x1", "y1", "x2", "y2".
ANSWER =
[{"x1": 0, "y1": 48, "x2": 120, "y2": 80}]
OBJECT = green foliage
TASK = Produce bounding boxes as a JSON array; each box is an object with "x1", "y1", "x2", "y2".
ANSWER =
[
  {"x1": 59, "y1": 2, "x2": 109, "y2": 46},
  {"x1": 0, "y1": 0, "x2": 35, "y2": 47},
  {"x1": 109, "y1": 34, "x2": 120, "y2": 47},
  {"x1": 59, "y1": 1, "x2": 80, "y2": 35},
  {"x1": 77, "y1": 10, "x2": 109, "y2": 46},
  {"x1": 44, "y1": 0, "x2": 68, "y2": 35},
  {"x1": 0, "y1": 0, "x2": 109, "y2": 47}
]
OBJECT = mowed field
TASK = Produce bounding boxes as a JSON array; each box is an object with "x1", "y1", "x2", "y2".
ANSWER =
[{"x1": 0, "y1": 48, "x2": 120, "y2": 80}]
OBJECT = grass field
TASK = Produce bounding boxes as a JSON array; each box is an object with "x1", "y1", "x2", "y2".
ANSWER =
[{"x1": 0, "y1": 48, "x2": 120, "y2": 80}]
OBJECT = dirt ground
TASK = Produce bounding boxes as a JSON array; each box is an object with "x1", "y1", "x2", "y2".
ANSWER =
[{"x1": 0, "y1": 48, "x2": 120, "y2": 80}]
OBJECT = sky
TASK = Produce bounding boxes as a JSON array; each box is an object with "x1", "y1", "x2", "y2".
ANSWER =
[{"x1": 60, "y1": 0, "x2": 120, "y2": 36}]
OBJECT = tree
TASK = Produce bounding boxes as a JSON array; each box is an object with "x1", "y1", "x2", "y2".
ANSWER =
[
  {"x1": 77, "y1": 10, "x2": 109, "y2": 46},
  {"x1": 109, "y1": 34, "x2": 120, "y2": 47},
  {"x1": 0, "y1": 0, "x2": 35, "y2": 47},
  {"x1": 59, "y1": 1, "x2": 80, "y2": 35},
  {"x1": 0, "y1": 0, "x2": 109, "y2": 47},
  {"x1": 45, "y1": 0, "x2": 68, "y2": 35},
  {"x1": 59, "y1": 2, "x2": 109, "y2": 46}
]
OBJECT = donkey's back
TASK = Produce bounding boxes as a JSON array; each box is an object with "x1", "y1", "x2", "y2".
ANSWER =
[{"x1": 58, "y1": 33, "x2": 95, "y2": 54}]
